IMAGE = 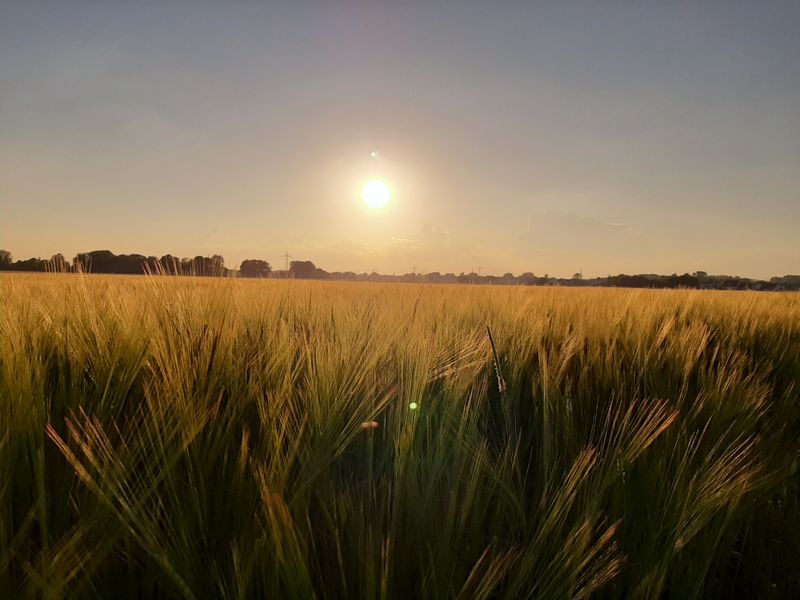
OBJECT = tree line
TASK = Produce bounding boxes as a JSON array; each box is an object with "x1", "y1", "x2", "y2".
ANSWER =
[
  {"x1": 0, "y1": 250, "x2": 255, "y2": 277},
  {"x1": 0, "y1": 249, "x2": 316, "y2": 280},
  {"x1": 1, "y1": 249, "x2": 797, "y2": 290}
]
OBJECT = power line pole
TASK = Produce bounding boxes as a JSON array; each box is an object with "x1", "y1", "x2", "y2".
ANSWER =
[{"x1": 282, "y1": 250, "x2": 293, "y2": 272}]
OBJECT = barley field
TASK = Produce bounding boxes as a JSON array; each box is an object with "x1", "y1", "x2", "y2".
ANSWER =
[{"x1": 1, "y1": 273, "x2": 798, "y2": 599}]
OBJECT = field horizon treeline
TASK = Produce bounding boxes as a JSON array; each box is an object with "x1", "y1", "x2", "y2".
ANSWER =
[
  {"x1": 1, "y1": 273, "x2": 798, "y2": 598},
  {"x1": 2, "y1": 248, "x2": 799, "y2": 291}
]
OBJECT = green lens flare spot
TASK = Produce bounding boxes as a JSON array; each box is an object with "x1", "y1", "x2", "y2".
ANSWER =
[{"x1": 409, "y1": 402, "x2": 418, "y2": 410}]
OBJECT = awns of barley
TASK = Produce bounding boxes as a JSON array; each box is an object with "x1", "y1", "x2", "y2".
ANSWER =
[{"x1": 0, "y1": 274, "x2": 798, "y2": 598}]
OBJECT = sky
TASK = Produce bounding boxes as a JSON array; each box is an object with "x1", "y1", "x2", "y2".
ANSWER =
[{"x1": 1, "y1": 1, "x2": 798, "y2": 278}]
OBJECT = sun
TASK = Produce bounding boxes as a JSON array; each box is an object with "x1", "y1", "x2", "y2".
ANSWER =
[{"x1": 361, "y1": 180, "x2": 391, "y2": 208}]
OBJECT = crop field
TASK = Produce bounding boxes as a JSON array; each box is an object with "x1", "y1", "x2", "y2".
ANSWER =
[{"x1": 1, "y1": 273, "x2": 799, "y2": 598}]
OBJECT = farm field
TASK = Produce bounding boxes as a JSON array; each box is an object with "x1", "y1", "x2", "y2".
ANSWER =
[{"x1": 1, "y1": 273, "x2": 799, "y2": 598}]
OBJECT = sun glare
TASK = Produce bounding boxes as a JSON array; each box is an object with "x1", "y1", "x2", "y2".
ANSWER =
[{"x1": 361, "y1": 180, "x2": 390, "y2": 209}]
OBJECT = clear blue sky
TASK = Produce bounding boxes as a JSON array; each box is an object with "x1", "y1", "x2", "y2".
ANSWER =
[{"x1": 1, "y1": 1, "x2": 798, "y2": 277}]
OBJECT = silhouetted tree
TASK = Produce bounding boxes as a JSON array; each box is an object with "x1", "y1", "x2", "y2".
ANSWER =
[
  {"x1": 88, "y1": 250, "x2": 116, "y2": 272},
  {"x1": 290, "y1": 260, "x2": 320, "y2": 279},
  {"x1": 71, "y1": 250, "x2": 148, "y2": 274},
  {"x1": 48, "y1": 253, "x2": 69, "y2": 273},
  {"x1": 240, "y1": 259, "x2": 271, "y2": 278},
  {"x1": 175, "y1": 255, "x2": 228, "y2": 277},
  {"x1": 426, "y1": 271, "x2": 443, "y2": 283},
  {"x1": 158, "y1": 254, "x2": 181, "y2": 274},
  {"x1": 12, "y1": 257, "x2": 47, "y2": 272},
  {"x1": 73, "y1": 253, "x2": 91, "y2": 272},
  {"x1": 0, "y1": 250, "x2": 12, "y2": 269},
  {"x1": 211, "y1": 255, "x2": 225, "y2": 273}
]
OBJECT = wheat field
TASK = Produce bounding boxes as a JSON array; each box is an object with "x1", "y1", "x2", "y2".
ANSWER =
[{"x1": 1, "y1": 273, "x2": 798, "y2": 598}]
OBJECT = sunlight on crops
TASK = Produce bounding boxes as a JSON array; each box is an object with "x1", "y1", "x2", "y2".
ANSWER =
[{"x1": 1, "y1": 273, "x2": 799, "y2": 597}]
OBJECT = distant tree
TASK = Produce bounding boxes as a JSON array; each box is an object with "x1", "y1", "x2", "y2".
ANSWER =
[
  {"x1": 87, "y1": 250, "x2": 117, "y2": 273},
  {"x1": 426, "y1": 271, "x2": 442, "y2": 283},
  {"x1": 159, "y1": 254, "x2": 181, "y2": 274},
  {"x1": 190, "y1": 256, "x2": 207, "y2": 276},
  {"x1": 186, "y1": 255, "x2": 226, "y2": 276},
  {"x1": 572, "y1": 272, "x2": 583, "y2": 280},
  {"x1": 240, "y1": 259, "x2": 271, "y2": 278},
  {"x1": 73, "y1": 253, "x2": 91, "y2": 272},
  {"x1": 119, "y1": 253, "x2": 146, "y2": 274},
  {"x1": 71, "y1": 250, "x2": 147, "y2": 274},
  {"x1": 48, "y1": 253, "x2": 69, "y2": 273},
  {"x1": 211, "y1": 255, "x2": 225, "y2": 273},
  {"x1": 12, "y1": 257, "x2": 47, "y2": 272},
  {"x1": 143, "y1": 256, "x2": 159, "y2": 273},
  {"x1": 290, "y1": 260, "x2": 312, "y2": 279},
  {"x1": 290, "y1": 260, "x2": 326, "y2": 279},
  {"x1": 0, "y1": 250, "x2": 12, "y2": 269}
]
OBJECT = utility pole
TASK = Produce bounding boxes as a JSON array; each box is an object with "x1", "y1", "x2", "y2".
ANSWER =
[{"x1": 282, "y1": 250, "x2": 293, "y2": 272}]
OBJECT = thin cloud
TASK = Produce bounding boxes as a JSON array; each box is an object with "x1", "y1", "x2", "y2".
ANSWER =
[{"x1": 518, "y1": 211, "x2": 645, "y2": 255}]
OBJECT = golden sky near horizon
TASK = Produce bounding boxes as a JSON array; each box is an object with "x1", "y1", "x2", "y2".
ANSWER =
[{"x1": 1, "y1": 2, "x2": 798, "y2": 278}]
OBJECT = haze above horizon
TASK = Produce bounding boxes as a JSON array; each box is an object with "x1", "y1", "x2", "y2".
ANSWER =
[{"x1": 1, "y1": 1, "x2": 798, "y2": 279}]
